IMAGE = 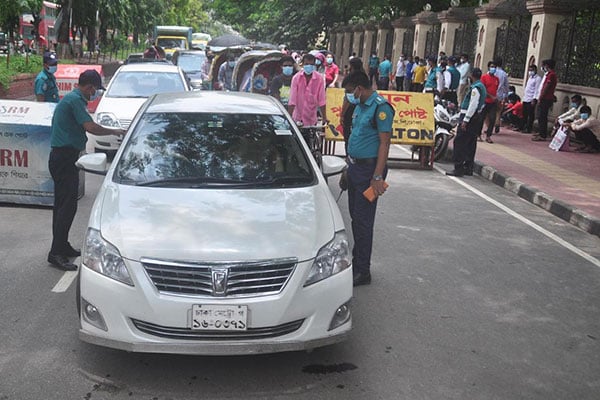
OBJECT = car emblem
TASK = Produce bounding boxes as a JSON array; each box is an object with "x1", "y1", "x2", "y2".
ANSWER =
[{"x1": 212, "y1": 268, "x2": 229, "y2": 296}]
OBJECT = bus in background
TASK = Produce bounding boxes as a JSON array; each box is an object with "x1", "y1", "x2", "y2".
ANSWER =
[
  {"x1": 20, "y1": 0, "x2": 58, "y2": 52},
  {"x1": 191, "y1": 32, "x2": 211, "y2": 51}
]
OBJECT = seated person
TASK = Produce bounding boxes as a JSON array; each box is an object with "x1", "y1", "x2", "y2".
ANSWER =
[
  {"x1": 552, "y1": 94, "x2": 583, "y2": 136},
  {"x1": 565, "y1": 105, "x2": 600, "y2": 153},
  {"x1": 501, "y1": 93, "x2": 524, "y2": 131}
]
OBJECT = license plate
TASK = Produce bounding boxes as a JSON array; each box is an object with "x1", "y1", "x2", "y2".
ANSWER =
[{"x1": 191, "y1": 304, "x2": 248, "y2": 331}]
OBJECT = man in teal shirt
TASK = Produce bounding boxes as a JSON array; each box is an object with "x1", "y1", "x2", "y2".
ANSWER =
[
  {"x1": 34, "y1": 52, "x2": 59, "y2": 102},
  {"x1": 377, "y1": 55, "x2": 392, "y2": 90},
  {"x1": 47, "y1": 70, "x2": 127, "y2": 270},
  {"x1": 342, "y1": 71, "x2": 393, "y2": 286}
]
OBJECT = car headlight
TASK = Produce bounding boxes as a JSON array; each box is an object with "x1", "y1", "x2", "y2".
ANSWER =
[
  {"x1": 96, "y1": 112, "x2": 122, "y2": 128},
  {"x1": 82, "y1": 228, "x2": 133, "y2": 286},
  {"x1": 304, "y1": 231, "x2": 351, "y2": 286}
]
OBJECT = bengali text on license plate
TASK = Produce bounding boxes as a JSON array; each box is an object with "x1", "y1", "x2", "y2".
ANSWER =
[{"x1": 191, "y1": 304, "x2": 248, "y2": 331}]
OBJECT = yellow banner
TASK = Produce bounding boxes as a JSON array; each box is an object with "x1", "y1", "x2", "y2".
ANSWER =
[{"x1": 325, "y1": 88, "x2": 435, "y2": 146}]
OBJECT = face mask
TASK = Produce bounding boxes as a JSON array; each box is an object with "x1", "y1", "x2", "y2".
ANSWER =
[
  {"x1": 326, "y1": 57, "x2": 333, "y2": 64},
  {"x1": 48, "y1": 65, "x2": 57, "y2": 74},
  {"x1": 400, "y1": 57, "x2": 404, "y2": 61},
  {"x1": 528, "y1": 71, "x2": 535, "y2": 77},
  {"x1": 489, "y1": 67, "x2": 496, "y2": 74},
  {"x1": 581, "y1": 113, "x2": 589, "y2": 120},
  {"x1": 303, "y1": 64, "x2": 315, "y2": 75},
  {"x1": 345, "y1": 92, "x2": 360, "y2": 105},
  {"x1": 282, "y1": 66, "x2": 294, "y2": 76},
  {"x1": 90, "y1": 89, "x2": 102, "y2": 101},
  {"x1": 570, "y1": 102, "x2": 578, "y2": 109},
  {"x1": 315, "y1": 59, "x2": 322, "y2": 66},
  {"x1": 228, "y1": 61, "x2": 236, "y2": 68},
  {"x1": 460, "y1": 59, "x2": 466, "y2": 64}
]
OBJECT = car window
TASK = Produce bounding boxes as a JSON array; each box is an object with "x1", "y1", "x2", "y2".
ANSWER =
[
  {"x1": 107, "y1": 71, "x2": 186, "y2": 97},
  {"x1": 176, "y1": 54, "x2": 205, "y2": 72},
  {"x1": 114, "y1": 113, "x2": 315, "y2": 187},
  {"x1": 157, "y1": 38, "x2": 186, "y2": 49}
]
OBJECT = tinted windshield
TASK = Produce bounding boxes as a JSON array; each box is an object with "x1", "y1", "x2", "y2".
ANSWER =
[
  {"x1": 176, "y1": 54, "x2": 205, "y2": 72},
  {"x1": 107, "y1": 71, "x2": 186, "y2": 98},
  {"x1": 114, "y1": 112, "x2": 315, "y2": 187},
  {"x1": 157, "y1": 38, "x2": 186, "y2": 49}
]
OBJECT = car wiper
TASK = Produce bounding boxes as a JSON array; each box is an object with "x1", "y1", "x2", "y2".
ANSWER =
[
  {"x1": 136, "y1": 176, "x2": 254, "y2": 187},
  {"x1": 255, "y1": 174, "x2": 313, "y2": 186}
]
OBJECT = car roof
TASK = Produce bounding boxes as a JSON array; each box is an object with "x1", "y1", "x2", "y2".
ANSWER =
[
  {"x1": 145, "y1": 91, "x2": 284, "y2": 115},
  {"x1": 116, "y1": 63, "x2": 181, "y2": 73}
]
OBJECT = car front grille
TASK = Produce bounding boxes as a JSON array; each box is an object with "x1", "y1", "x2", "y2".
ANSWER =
[
  {"x1": 141, "y1": 258, "x2": 297, "y2": 297},
  {"x1": 131, "y1": 318, "x2": 304, "y2": 340}
]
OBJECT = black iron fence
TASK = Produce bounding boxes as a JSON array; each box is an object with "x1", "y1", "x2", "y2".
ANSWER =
[
  {"x1": 424, "y1": 24, "x2": 441, "y2": 59},
  {"x1": 453, "y1": 20, "x2": 477, "y2": 58},
  {"x1": 402, "y1": 27, "x2": 415, "y2": 58},
  {"x1": 493, "y1": 16, "x2": 531, "y2": 78}
]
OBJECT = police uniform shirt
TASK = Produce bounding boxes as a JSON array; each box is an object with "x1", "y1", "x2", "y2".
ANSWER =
[
  {"x1": 34, "y1": 69, "x2": 59, "y2": 103},
  {"x1": 51, "y1": 88, "x2": 93, "y2": 151},
  {"x1": 348, "y1": 92, "x2": 394, "y2": 158}
]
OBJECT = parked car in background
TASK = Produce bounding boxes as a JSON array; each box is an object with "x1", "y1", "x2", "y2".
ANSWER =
[
  {"x1": 191, "y1": 32, "x2": 211, "y2": 50},
  {"x1": 172, "y1": 49, "x2": 206, "y2": 90},
  {"x1": 76, "y1": 91, "x2": 352, "y2": 355},
  {"x1": 89, "y1": 62, "x2": 189, "y2": 152}
]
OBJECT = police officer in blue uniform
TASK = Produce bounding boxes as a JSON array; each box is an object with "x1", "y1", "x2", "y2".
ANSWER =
[
  {"x1": 47, "y1": 70, "x2": 127, "y2": 270},
  {"x1": 342, "y1": 71, "x2": 394, "y2": 286},
  {"x1": 447, "y1": 68, "x2": 487, "y2": 177},
  {"x1": 35, "y1": 52, "x2": 60, "y2": 103}
]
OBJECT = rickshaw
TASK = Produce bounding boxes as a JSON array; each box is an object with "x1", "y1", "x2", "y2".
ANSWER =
[
  {"x1": 231, "y1": 50, "x2": 283, "y2": 93},
  {"x1": 203, "y1": 46, "x2": 247, "y2": 90}
]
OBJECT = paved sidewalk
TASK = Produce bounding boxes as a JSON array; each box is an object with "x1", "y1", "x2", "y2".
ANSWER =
[{"x1": 448, "y1": 126, "x2": 600, "y2": 237}]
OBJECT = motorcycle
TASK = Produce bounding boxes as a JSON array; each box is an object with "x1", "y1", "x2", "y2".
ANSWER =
[{"x1": 412, "y1": 96, "x2": 460, "y2": 162}]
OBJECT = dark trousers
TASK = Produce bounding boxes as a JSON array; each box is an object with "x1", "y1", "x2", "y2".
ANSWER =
[
  {"x1": 575, "y1": 128, "x2": 600, "y2": 150},
  {"x1": 453, "y1": 113, "x2": 483, "y2": 171},
  {"x1": 537, "y1": 99, "x2": 553, "y2": 138},
  {"x1": 395, "y1": 76, "x2": 404, "y2": 91},
  {"x1": 347, "y1": 161, "x2": 387, "y2": 275},
  {"x1": 48, "y1": 147, "x2": 80, "y2": 255},
  {"x1": 481, "y1": 101, "x2": 498, "y2": 137},
  {"x1": 507, "y1": 113, "x2": 525, "y2": 130},
  {"x1": 377, "y1": 76, "x2": 389, "y2": 90},
  {"x1": 413, "y1": 83, "x2": 424, "y2": 93},
  {"x1": 369, "y1": 68, "x2": 378, "y2": 87},
  {"x1": 522, "y1": 101, "x2": 535, "y2": 132}
]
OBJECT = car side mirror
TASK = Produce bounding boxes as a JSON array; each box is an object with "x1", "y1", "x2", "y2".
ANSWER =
[
  {"x1": 321, "y1": 155, "x2": 347, "y2": 177},
  {"x1": 76, "y1": 153, "x2": 108, "y2": 175}
]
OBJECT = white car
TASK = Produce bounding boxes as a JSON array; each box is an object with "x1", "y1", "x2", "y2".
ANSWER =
[
  {"x1": 76, "y1": 91, "x2": 352, "y2": 355},
  {"x1": 89, "y1": 63, "x2": 189, "y2": 152}
]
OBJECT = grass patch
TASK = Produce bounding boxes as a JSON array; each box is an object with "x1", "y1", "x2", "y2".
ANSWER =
[{"x1": 0, "y1": 54, "x2": 44, "y2": 90}]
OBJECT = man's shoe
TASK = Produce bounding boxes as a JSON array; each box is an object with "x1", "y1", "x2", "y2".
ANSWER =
[
  {"x1": 64, "y1": 244, "x2": 81, "y2": 258},
  {"x1": 446, "y1": 169, "x2": 464, "y2": 177},
  {"x1": 47, "y1": 253, "x2": 77, "y2": 271},
  {"x1": 353, "y1": 272, "x2": 372, "y2": 287},
  {"x1": 494, "y1": 125, "x2": 500, "y2": 134}
]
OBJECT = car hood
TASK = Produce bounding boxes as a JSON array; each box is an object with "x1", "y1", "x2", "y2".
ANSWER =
[
  {"x1": 95, "y1": 97, "x2": 149, "y2": 119},
  {"x1": 95, "y1": 183, "x2": 338, "y2": 263}
]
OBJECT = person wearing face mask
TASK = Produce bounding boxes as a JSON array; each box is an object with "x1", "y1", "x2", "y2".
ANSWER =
[
  {"x1": 551, "y1": 94, "x2": 583, "y2": 136},
  {"x1": 324, "y1": 52, "x2": 339, "y2": 88},
  {"x1": 288, "y1": 53, "x2": 327, "y2": 126},
  {"x1": 47, "y1": 70, "x2": 127, "y2": 271},
  {"x1": 411, "y1": 57, "x2": 427, "y2": 93},
  {"x1": 270, "y1": 55, "x2": 296, "y2": 106},
  {"x1": 394, "y1": 54, "x2": 407, "y2": 91},
  {"x1": 457, "y1": 54, "x2": 471, "y2": 105},
  {"x1": 200, "y1": 49, "x2": 214, "y2": 83},
  {"x1": 217, "y1": 53, "x2": 237, "y2": 91},
  {"x1": 565, "y1": 106, "x2": 600, "y2": 153},
  {"x1": 341, "y1": 71, "x2": 394, "y2": 286},
  {"x1": 368, "y1": 53, "x2": 380, "y2": 87},
  {"x1": 521, "y1": 64, "x2": 542, "y2": 133},
  {"x1": 35, "y1": 52, "x2": 60, "y2": 102},
  {"x1": 532, "y1": 59, "x2": 558, "y2": 141},
  {"x1": 314, "y1": 52, "x2": 326, "y2": 74},
  {"x1": 340, "y1": 57, "x2": 365, "y2": 153},
  {"x1": 479, "y1": 61, "x2": 499, "y2": 143}
]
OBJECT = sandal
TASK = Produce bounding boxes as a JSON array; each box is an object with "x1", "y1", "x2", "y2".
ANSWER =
[{"x1": 485, "y1": 137, "x2": 494, "y2": 143}]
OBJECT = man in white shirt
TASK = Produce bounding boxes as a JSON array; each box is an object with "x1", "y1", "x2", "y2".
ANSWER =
[
  {"x1": 457, "y1": 53, "x2": 471, "y2": 105},
  {"x1": 521, "y1": 64, "x2": 542, "y2": 133},
  {"x1": 565, "y1": 105, "x2": 600, "y2": 152},
  {"x1": 550, "y1": 94, "x2": 583, "y2": 136},
  {"x1": 394, "y1": 54, "x2": 407, "y2": 91}
]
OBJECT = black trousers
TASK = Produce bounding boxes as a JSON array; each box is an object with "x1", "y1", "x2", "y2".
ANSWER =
[
  {"x1": 575, "y1": 128, "x2": 600, "y2": 150},
  {"x1": 377, "y1": 76, "x2": 389, "y2": 90},
  {"x1": 395, "y1": 76, "x2": 404, "y2": 91},
  {"x1": 522, "y1": 101, "x2": 535, "y2": 132},
  {"x1": 453, "y1": 113, "x2": 484, "y2": 171},
  {"x1": 347, "y1": 161, "x2": 387, "y2": 275},
  {"x1": 48, "y1": 147, "x2": 80, "y2": 255},
  {"x1": 369, "y1": 68, "x2": 378, "y2": 87},
  {"x1": 481, "y1": 101, "x2": 498, "y2": 137},
  {"x1": 537, "y1": 99, "x2": 553, "y2": 138}
]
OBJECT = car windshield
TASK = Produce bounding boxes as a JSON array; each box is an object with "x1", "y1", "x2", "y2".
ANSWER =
[
  {"x1": 106, "y1": 71, "x2": 186, "y2": 98},
  {"x1": 114, "y1": 112, "x2": 315, "y2": 188},
  {"x1": 157, "y1": 38, "x2": 186, "y2": 49},
  {"x1": 177, "y1": 54, "x2": 205, "y2": 72}
]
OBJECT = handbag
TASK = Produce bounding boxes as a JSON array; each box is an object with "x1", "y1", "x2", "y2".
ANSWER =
[{"x1": 549, "y1": 126, "x2": 569, "y2": 151}]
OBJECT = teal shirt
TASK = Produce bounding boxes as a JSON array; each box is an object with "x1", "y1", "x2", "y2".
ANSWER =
[
  {"x1": 34, "y1": 69, "x2": 59, "y2": 103},
  {"x1": 378, "y1": 59, "x2": 392, "y2": 76},
  {"x1": 348, "y1": 92, "x2": 394, "y2": 159},
  {"x1": 50, "y1": 88, "x2": 93, "y2": 150}
]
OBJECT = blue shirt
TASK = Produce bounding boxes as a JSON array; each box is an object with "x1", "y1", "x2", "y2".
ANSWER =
[
  {"x1": 378, "y1": 60, "x2": 392, "y2": 77},
  {"x1": 34, "y1": 69, "x2": 59, "y2": 103},
  {"x1": 50, "y1": 88, "x2": 93, "y2": 150},
  {"x1": 348, "y1": 92, "x2": 394, "y2": 158}
]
